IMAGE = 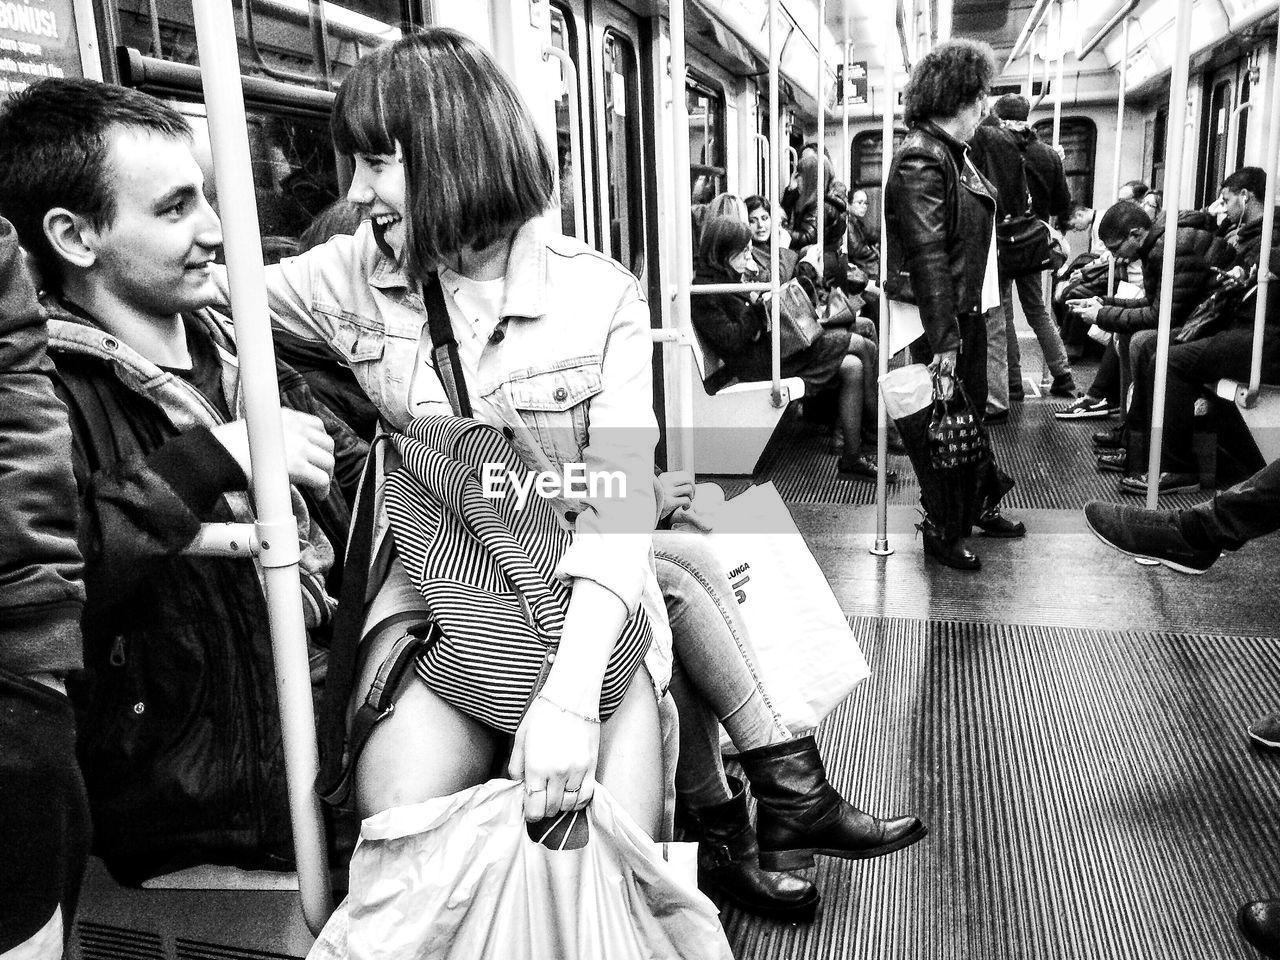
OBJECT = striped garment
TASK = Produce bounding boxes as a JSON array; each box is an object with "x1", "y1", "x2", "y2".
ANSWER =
[{"x1": 384, "y1": 416, "x2": 652, "y2": 733}]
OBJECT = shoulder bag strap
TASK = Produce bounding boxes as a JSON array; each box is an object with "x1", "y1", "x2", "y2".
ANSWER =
[{"x1": 422, "y1": 271, "x2": 473, "y2": 418}]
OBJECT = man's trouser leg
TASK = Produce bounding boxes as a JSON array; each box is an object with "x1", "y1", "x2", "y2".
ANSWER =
[
  {"x1": 1016, "y1": 271, "x2": 1072, "y2": 380},
  {"x1": 1180, "y1": 458, "x2": 1280, "y2": 550},
  {"x1": 987, "y1": 279, "x2": 1014, "y2": 413}
]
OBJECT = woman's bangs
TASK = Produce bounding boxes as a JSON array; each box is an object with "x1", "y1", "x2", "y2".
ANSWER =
[{"x1": 332, "y1": 57, "x2": 396, "y2": 157}]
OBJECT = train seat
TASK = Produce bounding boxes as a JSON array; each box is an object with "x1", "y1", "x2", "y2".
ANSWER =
[
  {"x1": 680, "y1": 324, "x2": 804, "y2": 476},
  {"x1": 1213, "y1": 378, "x2": 1280, "y2": 463}
]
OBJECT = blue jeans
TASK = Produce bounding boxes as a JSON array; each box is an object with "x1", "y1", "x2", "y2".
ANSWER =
[
  {"x1": 988, "y1": 272, "x2": 1072, "y2": 411},
  {"x1": 653, "y1": 533, "x2": 789, "y2": 808}
]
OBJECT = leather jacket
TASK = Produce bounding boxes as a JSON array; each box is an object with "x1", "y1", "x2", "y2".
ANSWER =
[{"x1": 885, "y1": 121, "x2": 997, "y2": 353}]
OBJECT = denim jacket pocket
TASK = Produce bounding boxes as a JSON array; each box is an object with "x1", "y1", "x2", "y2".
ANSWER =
[
  {"x1": 505, "y1": 360, "x2": 603, "y2": 467},
  {"x1": 319, "y1": 308, "x2": 386, "y2": 364}
]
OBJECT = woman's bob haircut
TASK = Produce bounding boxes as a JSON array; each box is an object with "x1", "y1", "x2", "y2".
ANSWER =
[
  {"x1": 902, "y1": 38, "x2": 996, "y2": 128},
  {"x1": 332, "y1": 28, "x2": 557, "y2": 277},
  {"x1": 698, "y1": 215, "x2": 752, "y2": 275}
]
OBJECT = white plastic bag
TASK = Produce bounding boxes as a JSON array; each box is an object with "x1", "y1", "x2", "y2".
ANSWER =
[
  {"x1": 879, "y1": 363, "x2": 933, "y2": 421},
  {"x1": 309, "y1": 779, "x2": 731, "y2": 960},
  {"x1": 704, "y1": 482, "x2": 871, "y2": 733}
]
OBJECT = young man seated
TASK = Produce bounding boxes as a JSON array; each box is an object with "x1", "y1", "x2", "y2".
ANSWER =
[
  {"x1": 0, "y1": 78, "x2": 362, "y2": 884},
  {"x1": 1069, "y1": 200, "x2": 1235, "y2": 494}
]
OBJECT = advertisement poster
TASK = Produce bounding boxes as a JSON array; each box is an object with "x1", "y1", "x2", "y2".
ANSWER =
[{"x1": 0, "y1": 0, "x2": 83, "y2": 98}]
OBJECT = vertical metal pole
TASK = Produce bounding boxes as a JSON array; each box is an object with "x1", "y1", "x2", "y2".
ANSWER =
[
  {"x1": 669, "y1": 0, "x2": 697, "y2": 471},
  {"x1": 1052, "y1": 0, "x2": 1064, "y2": 146},
  {"x1": 872, "y1": 12, "x2": 896, "y2": 557},
  {"x1": 769, "y1": 0, "x2": 783, "y2": 402},
  {"x1": 816, "y1": 0, "x2": 826, "y2": 278},
  {"x1": 843, "y1": 17, "x2": 851, "y2": 189},
  {"x1": 1248, "y1": 22, "x2": 1280, "y2": 402},
  {"x1": 1145, "y1": 0, "x2": 1194, "y2": 509},
  {"x1": 189, "y1": 0, "x2": 331, "y2": 934}
]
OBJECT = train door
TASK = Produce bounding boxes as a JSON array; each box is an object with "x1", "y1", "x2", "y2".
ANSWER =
[
  {"x1": 549, "y1": 0, "x2": 650, "y2": 282},
  {"x1": 1196, "y1": 59, "x2": 1251, "y2": 206}
]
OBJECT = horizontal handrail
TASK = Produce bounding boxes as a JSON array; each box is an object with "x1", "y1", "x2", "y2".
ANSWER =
[{"x1": 691, "y1": 281, "x2": 776, "y2": 294}]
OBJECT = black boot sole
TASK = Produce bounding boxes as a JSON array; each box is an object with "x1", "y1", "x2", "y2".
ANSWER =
[
  {"x1": 700, "y1": 875, "x2": 821, "y2": 923},
  {"x1": 758, "y1": 822, "x2": 930, "y2": 871}
]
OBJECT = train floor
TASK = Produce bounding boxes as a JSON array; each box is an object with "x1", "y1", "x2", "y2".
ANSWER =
[{"x1": 704, "y1": 342, "x2": 1280, "y2": 960}]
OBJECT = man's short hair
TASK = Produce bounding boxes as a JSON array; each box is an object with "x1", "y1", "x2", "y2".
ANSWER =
[
  {"x1": 0, "y1": 78, "x2": 191, "y2": 289},
  {"x1": 993, "y1": 94, "x2": 1030, "y2": 122},
  {"x1": 332, "y1": 28, "x2": 555, "y2": 279},
  {"x1": 1120, "y1": 180, "x2": 1150, "y2": 202},
  {"x1": 1098, "y1": 201, "x2": 1152, "y2": 245},
  {"x1": 1222, "y1": 166, "x2": 1267, "y2": 199}
]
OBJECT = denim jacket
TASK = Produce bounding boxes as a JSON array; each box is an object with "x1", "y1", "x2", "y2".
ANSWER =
[{"x1": 214, "y1": 216, "x2": 671, "y2": 687}]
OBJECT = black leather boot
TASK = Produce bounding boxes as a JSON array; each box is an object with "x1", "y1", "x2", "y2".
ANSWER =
[
  {"x1": 686, "y1": 777, "x2": 820, "y2": 922},
  {"x1": 736, "y1": 736, "x2": 928, "y2": 871},
  {"x1": 1240, "y1": 900, "x2": 1280, "y2": 958},
  {"x1": 917, "y1": 518, "x2": 980, "y2": 570}
]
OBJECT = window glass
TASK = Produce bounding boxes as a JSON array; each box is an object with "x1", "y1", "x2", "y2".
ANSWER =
[
  {"x1": 549, "y1": 5, "x2": 582, "y2": 240},
  {"x1": 686, "y1": 76, "x2": 725, "y2": 203},
  {"x1": 1236, "y1": 74, "x2": 1250, "y2": 170},
  {"x1": 1200, "y1": 80, "x2": 1233, "y2": 206},
  {"x1": 850, "y1": 129, "x2": 906, "y2": 219},
  {"x1": 1033, "y1": 117, "x2": 1097, "y2": 208},
  {"x1": 602, "y1": 31, "x2": 644, "y2": 276},
  {"x1": 1150, "y1": 108, "x2": 1168, "y2": 193},
  {"x1": 114, "y1": 0, "x2": 403, "y2": 88}
]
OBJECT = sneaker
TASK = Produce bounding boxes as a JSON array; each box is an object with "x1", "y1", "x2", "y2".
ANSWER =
[
  {"x1": 1054, "y1": 395, "x2": 1116, "y2": 420},
  {"x1": 1049, "y1": 372, "x2": 1079, "y2": 398},
  {"x1": 1095, "y1": 450, "x2": 1127, "y2": 473},
  {"x1": 1247, "y1": 714, "x2": 1280, "y2": 750},
  {"x1": 1083, "y1": 501, "x2": 1220, "y2": 574},
  {"x1": 1008, "y1": 383, "x2": 1026, "y2": 402},
  {"x1": 1119, "y1": 472, "x2": 1201, "y2": 496},
  {"x1": 1092, "y1": 426, "x2": 1124, "y2": 449},
  {"x1": 984, "y1": 409, "x2": 1009, "y2": 425}
]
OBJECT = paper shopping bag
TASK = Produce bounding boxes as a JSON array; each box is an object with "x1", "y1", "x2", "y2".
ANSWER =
[{"x1": 705, "y1": 482, "x2": 870, "y2": 733}]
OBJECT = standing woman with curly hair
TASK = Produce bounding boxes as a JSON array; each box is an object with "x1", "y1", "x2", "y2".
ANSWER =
[{"x1": 885, "y1": 39, "x2": 1024, "y2": 571}]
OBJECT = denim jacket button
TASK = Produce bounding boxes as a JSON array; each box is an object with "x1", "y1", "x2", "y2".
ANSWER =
[
  {"x1": 564, "y1": 510, "x2": 578, "y2": 523},
  {"x1": 553, "y1": 386, "x2": 568, "y2": 402},
  {"x1": 502, "y1": 426, "x2": 515, "y2": 440},
  {"x1": 489, "y1": 327, "x2": 506, "y2": 344}
]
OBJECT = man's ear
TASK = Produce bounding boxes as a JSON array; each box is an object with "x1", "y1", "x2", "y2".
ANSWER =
[{"x1": 43, "y1": 207, "x2": 97, "y2": 271}]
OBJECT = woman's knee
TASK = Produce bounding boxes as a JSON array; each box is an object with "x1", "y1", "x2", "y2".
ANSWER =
[{"x1": 839, "y1": 353, "x2": 864, "y2": 386}]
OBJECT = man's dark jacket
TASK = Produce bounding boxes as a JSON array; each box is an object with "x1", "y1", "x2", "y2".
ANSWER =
[{"x1": 1096, "y1": 210, "x2": 1234, "y2": 334}]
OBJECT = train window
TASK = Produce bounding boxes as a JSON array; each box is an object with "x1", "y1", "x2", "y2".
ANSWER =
[
  {"x1": 549, "y1": 4, "x2": 582, "y2": 240},
  {"x1": 1150, "y1": 107, "x2": 1168, "y2": 193},
  {"x1": 113, "y1": 0, "x2": 403, "y2": 88},
  {"x1": 850, "y1": 129, "x2": 906, "y2": 216},
  {"x1": 1199, "y1": 79, "x2": 1233, "y2": 206},
  {"x1": 1236, "y1": 73, "x2": 1250, "y2": 169},
  {"x1": 1033, "y1": 118, "x2": 1096, "y2": 208},
  {"x1": 601, "y1": 30, "x2": 644, "y2": 275},
  {"x1": 686, "y1": 75, "x2": 725, "y2": 202}
]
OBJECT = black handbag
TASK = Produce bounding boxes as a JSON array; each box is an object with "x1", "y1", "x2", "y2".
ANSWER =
[
  {"x1": 1174, "y1": 269, "x2": 1250, "y2": 344},
  {"x1": 995, "y1": 149, "x2": 1052, "y2": 279},
  {"x1": 927, "y1": 373, "x2": 989, "y2": 471}
]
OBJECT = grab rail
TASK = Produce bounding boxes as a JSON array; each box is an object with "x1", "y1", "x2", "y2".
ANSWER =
[
  {"x1": 668, "y1": 0, "x2": 698, "y2": 471},
  {"x1": 1247, "y1": 3, "x2": 1280, "y2": 405},
  {"x1": 1144, "y1": 0, "x2": 1194, "y2": 511},
  {"x1": 872, "y1": 2, "x2": 899, "y2": 558},
  {"x1": 190, "y1": 0, "x2": 332, "y2": 933}
]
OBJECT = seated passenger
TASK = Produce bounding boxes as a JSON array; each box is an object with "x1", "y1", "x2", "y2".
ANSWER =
[
  {"x1": 691, "y1": 215, "x2": 890, "y2": 480},
  {"x1": 654, "y1": 473, "x2": 925, "y2": 921},
  {"x1": 221, "y1": 30, "x2": 671, "y2": 843},
  {"x1": 0, "y1": 215, "x2": 90, "y2": 954},
  {"x1": 744, "y1": 194, "x2": 798, "y2": 283},
  {"x1": 0, "y1": 79, "x2": 362, "y2": 883},
  {"x1": 782, "y1": 153, "x2": 850, "y2": 290}
]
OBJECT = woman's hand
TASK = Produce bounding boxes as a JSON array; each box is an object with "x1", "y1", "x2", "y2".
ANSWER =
[
  {"x1": 657, "y1": 470, "x2": 696, "y2": 519},
  {"x1": 508, "y1": 693, "x2": 600, "y2": 820},
  {"x1": 929, "y1": 348, "x2": 959, "y2": 379}
]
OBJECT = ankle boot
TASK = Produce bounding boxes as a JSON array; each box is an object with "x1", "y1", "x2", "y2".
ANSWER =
[
  {"x1": 916, "y1": 519, "x2": 981, "y2": 571},
  {"x1": 1240, "y1": 900, "x2": 1280, "y2": 959},
  {"x1": 687, "y1": 777, "x2": 820, "y2": 922},
  {"x1": 736, "y1": 736, "x2": 928, "y2": 871}
]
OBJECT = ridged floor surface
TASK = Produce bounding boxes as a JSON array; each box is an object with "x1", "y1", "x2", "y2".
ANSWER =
[{"x1": 720, "y1": 617, "x2": 1280, "y2": 960}]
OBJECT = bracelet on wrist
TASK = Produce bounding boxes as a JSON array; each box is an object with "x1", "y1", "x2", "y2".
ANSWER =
[{"x1": 536, "y1": 692, "x2": 601, "y2": 725}]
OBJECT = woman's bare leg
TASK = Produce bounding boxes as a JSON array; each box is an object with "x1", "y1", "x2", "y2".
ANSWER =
[
  {"x1": 352, "y1": 620, "x2": 499, "y2": 818},
  {"x1": 837, "y1": 353, "x2": 865, "y2": 447},
  {"x1": 595, "y1": 665, "x2": 663, "y2": 837}
]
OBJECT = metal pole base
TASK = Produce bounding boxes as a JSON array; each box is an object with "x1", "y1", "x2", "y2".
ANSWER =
[
  {"x1": 1134, "y1": 557, "x2": 1159, "y2": 566},
  {"x1": 869, "y1": 539, "x2": 894, "y2": 556}
]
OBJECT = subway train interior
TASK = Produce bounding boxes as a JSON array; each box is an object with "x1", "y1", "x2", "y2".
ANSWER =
[{"x1": 3, "y1": 0, "x2": 1279, "y2": 956}]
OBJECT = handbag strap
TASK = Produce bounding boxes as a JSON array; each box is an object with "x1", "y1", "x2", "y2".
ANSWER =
[{"x1": 423, "y1": 271, "x2": 473, "y2": 419}]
